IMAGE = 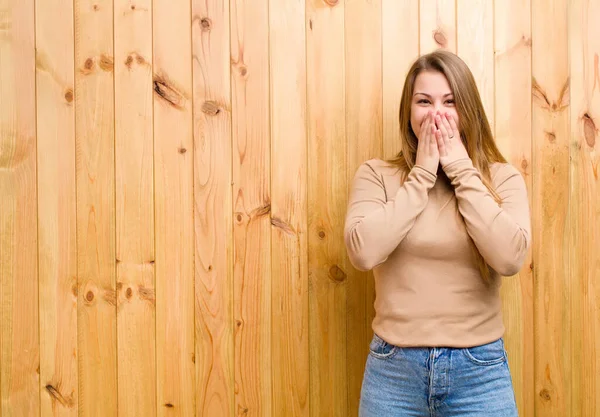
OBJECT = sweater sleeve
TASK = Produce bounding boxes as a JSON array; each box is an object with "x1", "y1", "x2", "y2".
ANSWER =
[
  {"x1": 344, "y1": 161, "x2": 437, "y2": 271},
  {"x1": 443, "y1": 158, "x2": 531, "y2": 276}
]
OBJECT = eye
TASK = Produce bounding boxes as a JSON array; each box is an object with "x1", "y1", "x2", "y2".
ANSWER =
[
  {"x1": 417, "y1": 99, "x2": 430, "y2": 104},
  {"x1": 445, "y1": 99, "x2": 455, "y2": 105}
]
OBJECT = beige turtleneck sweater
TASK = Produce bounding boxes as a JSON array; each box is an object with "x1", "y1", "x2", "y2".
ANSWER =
[{"x1": 344, "y1": 157, "x2": 531, "y2": 348}]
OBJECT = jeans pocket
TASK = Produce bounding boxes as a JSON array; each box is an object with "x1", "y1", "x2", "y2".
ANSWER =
[
  {"x1": 368, "y1": 334, "x2": 399, "y2": 360},
  {"x1": 462, "y1": 338, "x2": 507, "y2": 366}
]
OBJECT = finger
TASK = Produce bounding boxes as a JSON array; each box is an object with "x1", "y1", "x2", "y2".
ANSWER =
[
  {"x1": 435, "y1": 113, "x2": 450, "y2": 143},
  {"x1": 440, "y1": 112, "x2": 454, "y2": 139},
  {"x1": 445, "y1": 113, "x2": 459, "y2": 138},
  {"x1": 421, "y1": 110, "x2": 432, "y2": 128},
  {"x1": 430, "y1": 127, "x2": 439, "y2": 154},
  {"x1": 421, "y1": 114, "x2": 431, "y2": 137},
  {"x1": 429, "y1": 124, "x2": 437, "y2": 150},
  {"x1": 435, "y1": 129, "x2": 447, "y2": 156}
]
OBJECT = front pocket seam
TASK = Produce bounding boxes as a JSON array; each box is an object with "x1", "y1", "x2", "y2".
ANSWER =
[
  {"x1": 368, "y1": 347, "x2": 399, "y2": 360},
  {"x1": 461, "y1": 348, "x2": 506, "y2": 366}
]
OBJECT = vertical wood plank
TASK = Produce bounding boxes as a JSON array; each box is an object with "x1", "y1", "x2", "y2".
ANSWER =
[
  {"x1": 230, "y1": 1, "x2": 272, "y2": 416},
  {"x1": 345, "y1": 0, "x2": 382, "y2": 415},
  {"x1": 306, "y1": 1, "x2": 347, "y2": 416},
  {"x1": 191, "y1": 1, "x2": 234, "y2": 416},
  {"x1": 36, "y1": 0, "x2": 78, "y2": 414},
  {"x1": 457, "y1": 0, "x2": 494, "y2": 132},
  {"x1": 382, "y1": 0, "x2": 419, "y2": 160},
  {"x1": 569, "y1": 1, "x2": 600, "y2": 415},
  {"x1": 153, "y1": 0, "x2": 195, "y2": 414},
  {"x1": 114, "y1": 0, "x2": 155, "y2": 415},
  {"x1": 74, "y1": 0, "x2": 117, "y2": 415},
  {"x1": 420, "y1": 0, "x2": 457, "y2": 54},
  {"x1": 494, "y1": 0, "x2": 534, "y2": 416},
  {"x1": 0, "y1": 0, "x2": 39, "y2": 414},
  {"x1": 532, "y1": 0, "x2": 571, "y2": 415},
  {"x1": 269, "y1": 0, "x2": 309, "y2": 416}
]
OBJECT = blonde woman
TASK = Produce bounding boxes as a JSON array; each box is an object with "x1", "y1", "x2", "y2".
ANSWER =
[{"x1": 344, "y1": 50, "x2": 530, "y2": 417}]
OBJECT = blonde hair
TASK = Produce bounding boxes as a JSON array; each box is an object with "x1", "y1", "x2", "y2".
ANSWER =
[{"x1": 390, "y1": 50, "x2": 507, "y2": 283}]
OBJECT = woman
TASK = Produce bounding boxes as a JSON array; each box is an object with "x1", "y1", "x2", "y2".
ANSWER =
[{"x1": 344, "y1": 50, "x2": 530, "y2": 416}]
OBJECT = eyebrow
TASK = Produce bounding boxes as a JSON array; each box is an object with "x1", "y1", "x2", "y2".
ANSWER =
[{"x1": 413, "y1": 92, "x2": 453, "y2": 98}]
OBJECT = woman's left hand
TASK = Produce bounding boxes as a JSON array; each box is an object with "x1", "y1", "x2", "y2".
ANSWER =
[{"x1": 434, "y1": 112, "x2": 469, "y2": 166}]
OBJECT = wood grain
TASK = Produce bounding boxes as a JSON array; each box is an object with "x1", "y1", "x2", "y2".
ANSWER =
[
  {"x1": 382, "y1": 0, "x2": 419, "y2": 160},
  {"x1": 458, "y1": 0, "x2": 494, "y2": 132},
  {"x1": 420, "y1": 0, "x2": 457, "y2": 54},
  {"x1": 36, "y1": 0, "x2": 77, "y2": 415},
  {"x1": 345, "y1": 0, "x2": 382, "y2": 415},
  {"x1": 569, "y1": 0, "x2": 600, "y2": 415},
  {"x1": 532, "y1": 0, "x2": 571, "y2": 415},
  {"x1": 269, "y1": 1, "x2": 309, "y2": 416},
  {"x1": 494, "y1": 0, "x2": 534, "y2": 416},
  {"x1": 0, "y1": 0, "x2": 40, "y2": 414},
  {"x1": 230, "y1": 1, "x2": 272, "y2": 416},
  {"x1": 114, "y1": 0, "x2": 156, "y2": 415},
  {"x1": 307, "y1": 1, "x2": 347, "y2": 415},
  {"x1": 74, "y1": 0, "x2": 117, "y2": 415},
  {"x1": 191, "y1": 1, "x2": 234, "y2": 416},
  {"x1": 153, "y1": 0, "x2": 195, "y2": 415}
]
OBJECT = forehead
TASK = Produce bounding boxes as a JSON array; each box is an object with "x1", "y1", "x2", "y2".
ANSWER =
[{"x1": 413, "y1": 71, "x2": 452, "y2": 94}]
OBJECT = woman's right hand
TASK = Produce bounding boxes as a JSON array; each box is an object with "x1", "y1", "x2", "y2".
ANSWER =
[{"x1": 415, "y1": 111, "x2": 440, "y2": 175}]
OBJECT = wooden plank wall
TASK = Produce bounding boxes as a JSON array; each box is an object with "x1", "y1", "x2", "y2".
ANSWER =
[{"x1": 0, "y1": 0, "x2": 598, "y2": 416}]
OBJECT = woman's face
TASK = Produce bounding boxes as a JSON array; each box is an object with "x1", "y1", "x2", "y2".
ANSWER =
[{"x1": 410, "y1": 70, "x2": 460, "y2": 140}]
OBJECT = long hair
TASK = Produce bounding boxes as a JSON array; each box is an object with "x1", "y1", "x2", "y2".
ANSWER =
[{"x1": 390, "y1": 50, "x2": 507, "y2": 283}]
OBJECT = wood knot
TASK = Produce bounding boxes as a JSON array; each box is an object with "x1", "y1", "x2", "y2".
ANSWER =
[
  {"x1": 236, "y1": 320, "x2": 242, "y2": 327},
  {"x1": 85, "y1": 291, "x2": 94, "y2": 302},
  {"x1": 545, "y1": 130, "x2": 556, "y2": 143},
  {"x1": 99, "y1": 54, "x2": 114, "y2": 71},
  {"x1": 84, "y1": 58, "x2": 94, "y2": 70},
  {"x1": 208, "y1": 265, "x2": 213, "y2": 271},
  {"x1": 433, "y1": 30, "x2": 447, "y2": 47},
  {"x1": 582, "y1": 113, "x2": 597, "y2": 147},
  {"x1": 164, "y1": 403, "x2": 174, "y2": 408},
  {"x1": 125, "y1": 55, "x2": 134, "y2": 68},
  {"x1": 64, "y1": 89, "x2": 74, "y2": 103},
  {"x1": 271, "y1": 217, "x2": 295, "y2": 235},
  {"x1": 324, "y1": 0, "x2": 339, "y2": 6},
  {"x1": 521, "y1": 159, "x2": 528, "y2": 171},
  {"x1": 125, "y1": 287, "x2": 133, "y2": 299},
  {"x1": 72, "y1": 283, "x2": 78, "y2": 297},
  {"x1": 539, "y1": 389, "x2": 551, "y2": 401},
  {"x1": 116, "y1": 282, "x2": 124, "y2": 291},
  {"x1": 200, "y1": 17, "x2": 211, "y2": 31},
  {"x1": 136, "y1": 55, "x2": 145, "y2": 65},
  {"x1": 45, "y1": 384, "x2": 74, "y2": 408},
  {"x1": 93, "y1": 4, "x2": 99, "y2": 11},
  {"x1": 328, "y1": 265, "x2": 346, "y2": 282},
  {"x1": 236, "y1": 213, "x2": 244, "y2": 223},
  {"x1": 153, "y1": 76, "x2": 185, "y2": 110},
  {"x1": 178, "y1": 147, "x2": 187, "y2": 154},
  {"x1": 238, "y1": 65, "x2": 248, "y2": 77},
  {"x1": 131, "y1": 4, "x2": 136, "y2": 10},
  {"x1": 318, "y1": 231, "x2": 326, "y2": 239},
  {"x1": 201, "y1": 101, "x2": 220, "y2": 116}
]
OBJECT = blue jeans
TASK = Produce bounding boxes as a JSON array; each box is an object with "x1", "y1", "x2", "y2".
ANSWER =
[{"x1": 359, "y1": 334, "x2": 519, "y2": 416}]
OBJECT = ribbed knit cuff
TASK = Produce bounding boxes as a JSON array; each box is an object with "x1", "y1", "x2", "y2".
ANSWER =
[{"x1": 412, "y1": 164, "x2": 438, "y2": 183}]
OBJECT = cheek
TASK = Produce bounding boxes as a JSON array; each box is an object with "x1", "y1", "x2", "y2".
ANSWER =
[
  {"x1": 410, "y1": 108, "x2": 426, "y2": 137},
  {"x1": 446, "y1": 110, "x2": 459, "y2": 127}
]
